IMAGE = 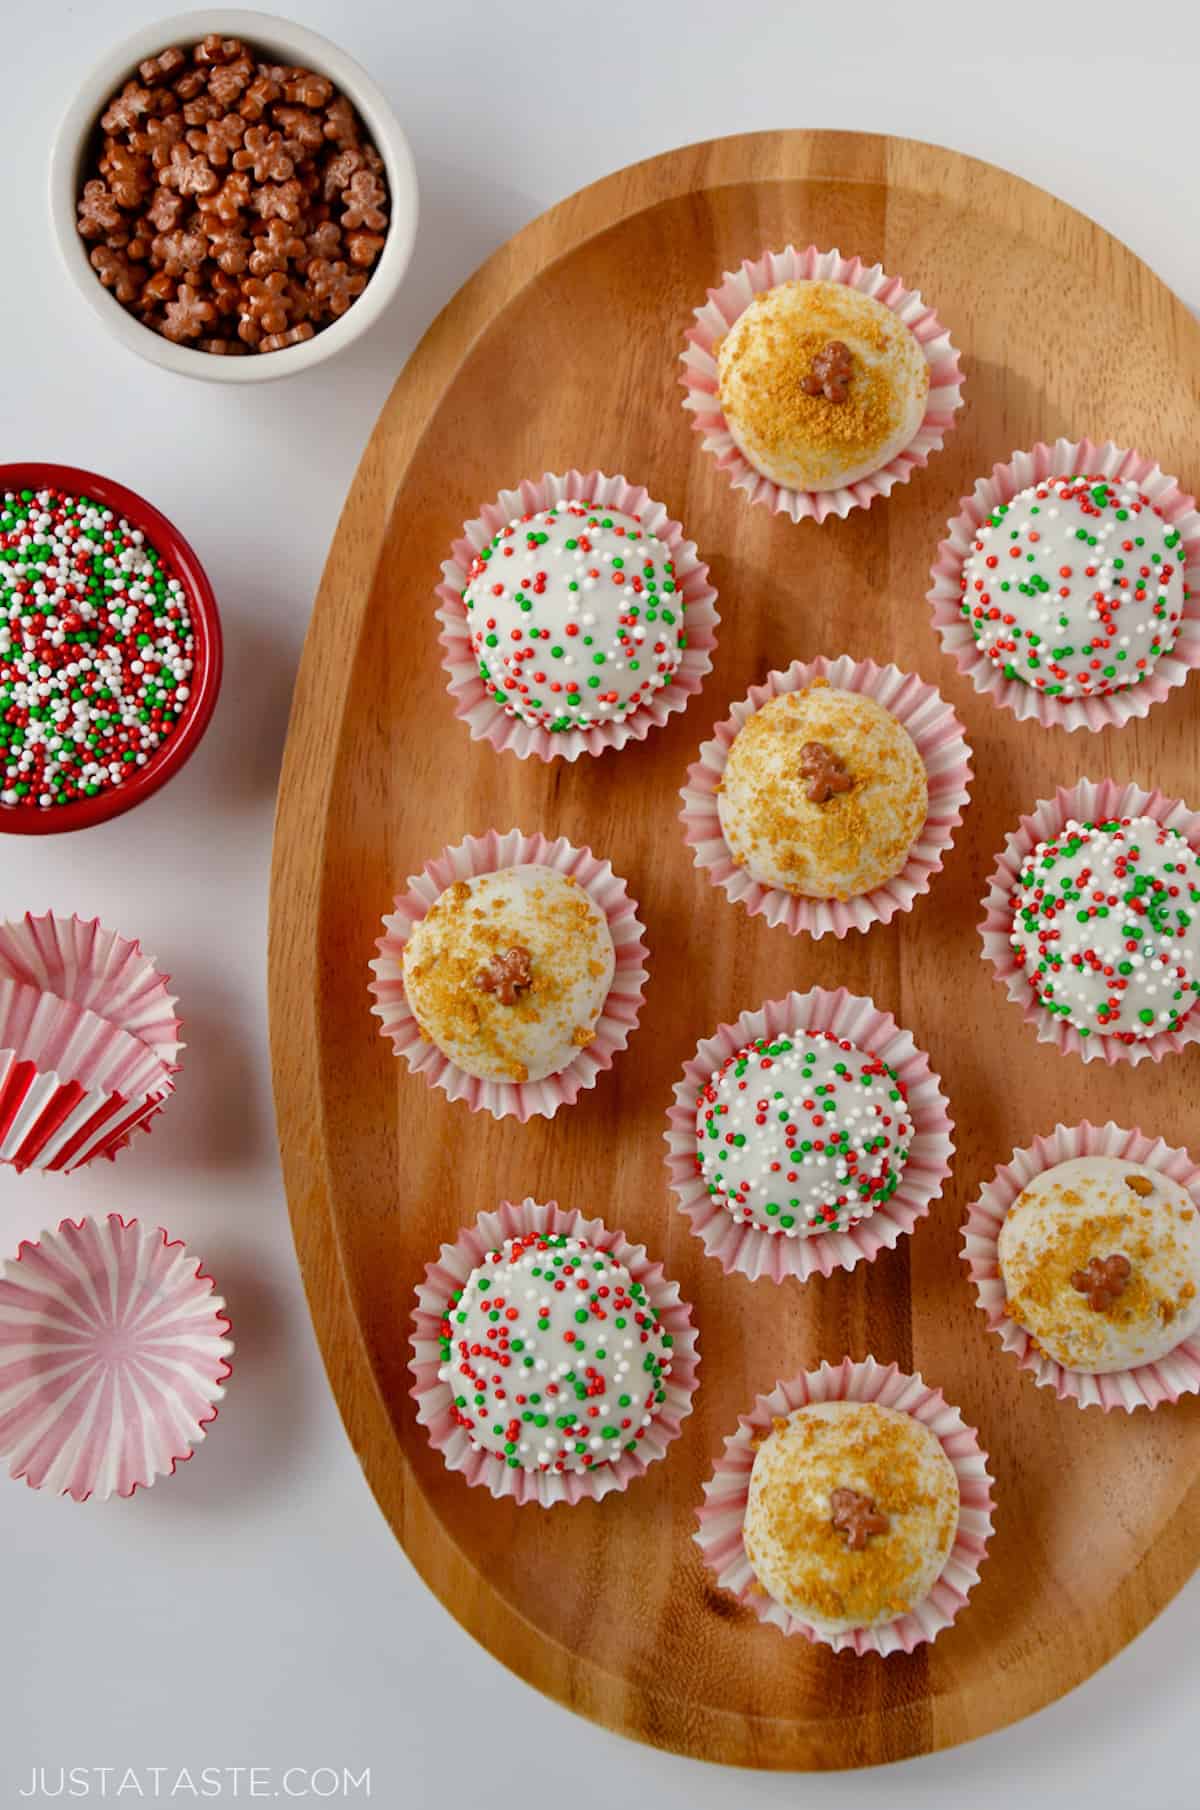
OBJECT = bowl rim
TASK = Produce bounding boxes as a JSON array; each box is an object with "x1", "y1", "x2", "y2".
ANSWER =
[
  {"x1": 48, "y1": 7, "x2": 420, "y2": 384},
  {"x1": 0, "y1": 462, "x2": 224, "y2": 835}
]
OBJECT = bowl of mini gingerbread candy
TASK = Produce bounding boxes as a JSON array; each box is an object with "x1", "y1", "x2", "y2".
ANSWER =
[{"x1": 50, "y1": 10, "x2": 419, "y2": 381}]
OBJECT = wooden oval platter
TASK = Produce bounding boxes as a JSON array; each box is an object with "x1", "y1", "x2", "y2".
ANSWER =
[{"x1": 269, "y1": 130, "x2": 1200, "y2": 1770}]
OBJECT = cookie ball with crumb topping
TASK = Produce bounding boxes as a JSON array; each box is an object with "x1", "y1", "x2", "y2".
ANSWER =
[
  {"x1": 717, "y1": 680, "x2": 928, "y2": 901},
  {"x1": 716, "y1": 280, "x2": 929, "y2": 492},
  {"x1": 401, "y1": 865, "x2": 615, "y2": 1084},
  {"x1": 744, "y1": 1400, "x2": 959, "y2": 1635},
  {"x1": 998, "y1": 1155, "x2": 1200, "y2": 1373}
]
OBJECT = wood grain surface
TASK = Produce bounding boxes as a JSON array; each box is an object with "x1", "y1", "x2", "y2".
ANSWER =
[{"x1": 268, "y1": 130, "x2": 1200, "y2": 1770}]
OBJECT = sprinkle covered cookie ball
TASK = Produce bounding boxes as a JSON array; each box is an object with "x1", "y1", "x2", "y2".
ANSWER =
[
  {"x1": 437, "y1": 1233, "x2": 674, "y2": 1474},
  {"x1": 960, "y1": 477, "x2": 1186, "y2": 699},
  {"x1": 462, "y1": 501, "x2": 684, "y2": 733},
  {"x1": 694, "y1": 1028, "x2": 915, "y2": 1238},
  {"x1": 1009, "y1": 816, "x2": 1200, "y2": 1041},
  {"x1": 0, "y1": 488, "x2": 194, "y2": 811}
]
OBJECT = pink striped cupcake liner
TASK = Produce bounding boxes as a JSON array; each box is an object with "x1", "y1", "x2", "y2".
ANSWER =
[
  {"x1": 436, "y1": 469, "x2": 719, "y2": 761},
  {"x1": 680, "y1": 655, "x2": 973, "y2": 938},
  {"x1": 694, "y1": 1357, "x2": 994, "y2": 1655},
  {"x1": 369, "y1": 828, "x2": 648, "y2": 1121},
  {"x1": 410, "y1": 1196, "x2": 699, "y2": 1507},
  {"x1": 980, "y1": 776, "x2": 1200, "y2": 1065},
  {"x1": 0, "y1": 1214, "x2": 233, "y2": 1500},
  {"x1": 680, "y1": 244, "x2": 963, "y2": 524},
  {"x1": 665, "y1": 986, "x2": 953, "y2": 1283},
  {"x1": 0, "y1": 913, "x2": 181, "y2": 1174},
  {"x1": 930, "y1": 438, "x2": 1200, "y2": 731},
  {"x1": 963, "y1": 1121, "x2": 1200, "y2": 1411}
]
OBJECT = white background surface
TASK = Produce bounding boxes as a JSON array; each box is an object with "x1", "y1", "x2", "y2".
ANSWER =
[{"x1": 3, "y1": 0, "x2": 1199, "y2": 1802}]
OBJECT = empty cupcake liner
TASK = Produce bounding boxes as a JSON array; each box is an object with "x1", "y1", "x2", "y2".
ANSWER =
[
  {"x1": 0, "y1": 1213, "x2": 233, "y2": 1500},
  {"x1": 929, "y1": 438, "x2": 1200, "y2": 731},
  {"x1": 680, "y1": 244, "x2": 964, "y2": 524},
  {"x1": 369, "y1": 828, "x2": 648, "y2": 1121},
  {"x1": 665, "y1": 986, "x2": 954, "y2": 1283},
  {"x1": 410, "y1": 1196, "x2": 699, "y2": 1506},
  {"x1": 680, "y1": 655, "x2": 973, "y2": 938},
  {"x1": 436, "y1": 468, "x2": 719, "y2": 761},
  {"x1": 694, "y1": 1357, "x2": 994, "y2": 1655},
  {"x1": 0, "y1": 913, "x2": 181, "y2": 1173},
  {"x1": 980, "y1": 776, "x2": 1200, "y2": 1065},
  {"x1": 963, "y1": 1120, "x2": 1200, "y2": 1412}
]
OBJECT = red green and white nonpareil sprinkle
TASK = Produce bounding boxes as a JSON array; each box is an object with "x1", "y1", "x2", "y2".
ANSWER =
[
  {"x1": 960, "y1": 476, "x2": 1186, "y2": 700},
  {"x1": 0, "y1": 487, "x2": 195, "y2": 810},
  {"x1": 438, "y1": 1232, "x2": 673, "y2": 1473},
  {"x1": 1009, "y1": 816, "x2": 1200, "y2": 1041},
  {"x1": 462, "y1": 501, "x2": 684, "y2": 733},
  {"x1": 694, "y1": 1028, "x2": 914, "y2": 1239}
]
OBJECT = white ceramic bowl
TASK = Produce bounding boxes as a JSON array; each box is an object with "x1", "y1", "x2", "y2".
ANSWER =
[{"x1": 49, "y1": 9, "x2": 418, "y2": 383}]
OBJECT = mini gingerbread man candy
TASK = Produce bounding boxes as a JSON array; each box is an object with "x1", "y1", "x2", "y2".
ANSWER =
[
  {"x1": 142, "y1": 182, "x2": 180, "y2": 229},
  {"x1": 182, "y1": 93, "x2": 221, "y2": 127},
  {"x1": 323, "y1": 95, "x2": 360, "y2": 148},
  {"x1": 140, "y1": 269, "x2": 177, "y2": 308},
  {"x1": 161, "y1": 141, "x2": 219, "y2": 197},
  {"x1": 172, "y1": 66, "x2": 207, "y2": 101},
  {"x1": 475, "y1": 947, "x2": 535, "y2": 1005},
  {"x1": 247, "y1": 218, "x2": 306, "y2": 276},
  {"x1": 152, "y1": 224, "x2": 207, "y2": 278},
  {"x1": 285, "y1": 70, "x2": 333, "y2": 109},
  {"x1": 162, "y1": 281, "x2": 216, "y2": 342},
  {"x1": 195, "y1": 33, "x2": 242, "y2": 64},
  {"x1": 77, "y1": 179, "x2": 124, "y2": 240},
  {"x1": 1070, "y1": 1253, "x2": 1133, "y2": 1313},
  {"x1": 101, "y1": 141, "x2": 152, "y2": 209},
  {"x1": 233, "y1": 126, "x2": 295, "y2": 184},
  {"x1": 798, "y1": 739, "x2": 853, "y2": 803},
  {"x1": 259, "y1": 322, "x2": 316, "y2": 352},
  {"x1": 252, "y1": 179, "x2": 304, "y2": 224},
  {"x1": 205, "y1": 221, "x2": 252, "y2": 275},
  {"x1": 274, "y1": 104, "x2": 325, "y2": 154},
  {"x1": 322, "y1": 146, "x2": 363, "y2": 199},
  {"x1": 801, "y1": 339, "x2": 854, "y2": 403},
  {"x1": 238, "y1": 70, "x2": 282, "y2": 122},
  {"x1": 308, "y1": 257, "x2": 367, "y2": 318},
  {"x1": 187, "y1": 112, "x2": 246, "y2": 167},
  {"x1": 138, "y1": 46, "x2": 187, "y2": 87},
  {"x1": 141, "y1": 114, "x2": 186, "y2": 171},
  {"x1": 346, "y1": 230, "x2": 385, "y2": 268},
  {"x1": 305, "y1": 218, "x2": 343, "y2": 261},
  {"x1": 341, "y1": 168, "x2": 387, "y2": 231},
  {"x1": 209, "y1": 268, "x2": 243, "y2": 316},
  {"x1": 101, "y1": 81, "x2": 154, "y2": 135},
  {"x1": 198, "y1": 171, "x2": 252, "y2": 223},
  {"x1": 830, "y1": 1487, "x2": 890, "y2": 1551},
  {"x1": 89, "y1": 245, "x2": 146, "y2": 305},
  {"x1": 208, "y1": 54, "x2": 255, "y2": 110},
  {"x1": 240, "y1": 270, "x2": 293, "y2": 337}
]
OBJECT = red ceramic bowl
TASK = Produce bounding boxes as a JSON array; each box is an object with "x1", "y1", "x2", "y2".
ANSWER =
[{"x1": 0, "y1": 463, "x2": 222, "y2": 834}]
